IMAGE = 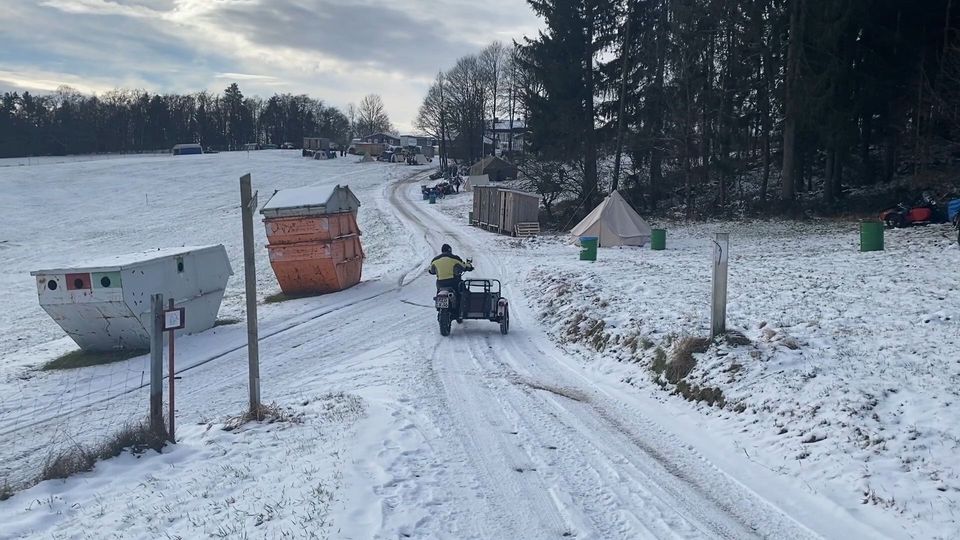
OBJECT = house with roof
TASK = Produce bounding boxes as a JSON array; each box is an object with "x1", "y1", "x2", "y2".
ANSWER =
[
  {"x1": 361, "y1": 133, "x2": 401, "y2": 146},
  {"x1": 487, "y1": 119, "x2": 528, "y2": 156}
]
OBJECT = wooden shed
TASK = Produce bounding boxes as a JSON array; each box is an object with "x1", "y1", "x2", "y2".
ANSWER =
[
  {"x1": 499, "y1": 189, "x2": 540, "y2": 235},
  {"x1": 471, "y1": 186, "x2": 540, "y2": 236},
  {"x1": 472, "y1": 185, "x2": 502, "y2": 231}
]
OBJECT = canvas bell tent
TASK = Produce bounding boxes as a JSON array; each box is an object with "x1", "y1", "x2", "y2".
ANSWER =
[{"x1": 570, "y1": 191, "x2": 652, "y2": 247}]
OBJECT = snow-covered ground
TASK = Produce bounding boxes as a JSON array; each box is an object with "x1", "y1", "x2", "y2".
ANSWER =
[
  {"x1": 0, "y1": 152, "x2": 953, "y2": 538},
  {"x1": 430, "y1": 190, "x2": 960, "y2": 538}
]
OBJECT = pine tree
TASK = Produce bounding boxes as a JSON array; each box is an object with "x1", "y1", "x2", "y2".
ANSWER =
[{"x1": 520, "y1": 0, "x2": 617, "y2": 210}]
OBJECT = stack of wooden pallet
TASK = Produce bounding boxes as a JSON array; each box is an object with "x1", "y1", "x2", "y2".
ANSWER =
[{"x1": 514, "y1": 222, "x2": 540, "y2": 238}]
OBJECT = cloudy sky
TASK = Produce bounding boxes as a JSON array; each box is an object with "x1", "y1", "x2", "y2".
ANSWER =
[{"x1": 0, "y1": 0, "x2": 542, "y2": 132}]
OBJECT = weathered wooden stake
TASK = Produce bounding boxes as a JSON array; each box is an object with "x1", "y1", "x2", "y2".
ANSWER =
[
  {"x1": 167, "y1": 298, "x2": 176, "y2": 443},
  {"x1": 240, "y1": 174, "x2": 261, "y2": 412},
  {"x1": 149, "y1": 293, "x2": 164, "y2": 432},
  {"x1": 710, "y1": 233, "x2": 729, "y2": 337}
]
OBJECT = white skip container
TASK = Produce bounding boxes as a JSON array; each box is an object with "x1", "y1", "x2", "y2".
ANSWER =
[{"x1": 31, "y1": 245, "x2": 233, "y2": 352}]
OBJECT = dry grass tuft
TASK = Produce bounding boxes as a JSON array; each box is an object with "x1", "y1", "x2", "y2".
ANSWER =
[
  {"x1": 39, "y1": 421, "x2": 166, "y2": 482},
  {"x1": 0, "y1": 480, "x2": 12, "y2": 501},
  {"x1": 223, "y1": 402, "x2": 303, "y2": 431},
  {"x1": 665, "y1": 336, "x2": 711, "y2": 384},
  {"x1": 724, "y1": 330, "x2": 752, "y2": 347},
  {"x1": 651, "y1": 347, "x2": 668, "y2": 375},
  {"x1": 674, "y1": 381, "x2": 726, "y2": 407}
]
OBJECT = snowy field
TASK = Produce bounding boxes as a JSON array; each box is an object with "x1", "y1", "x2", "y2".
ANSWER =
[
  {"x1": 0, "y1": 152, "x2": 954, "y2": 538},
  {"x1": 0, "y1": 150, "x2": 416, "y2": 363}
]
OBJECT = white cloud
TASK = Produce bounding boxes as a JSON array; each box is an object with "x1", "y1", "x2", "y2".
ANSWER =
[
  {"x1": 214, "y1": 73, "x2": 279, "y2": 81},
  {"x1": 3, "y1": 0, "x2": 543, "y2": 132},
  {"x1": 0, "y1": 68, "x2": 131, "y2": 95}
]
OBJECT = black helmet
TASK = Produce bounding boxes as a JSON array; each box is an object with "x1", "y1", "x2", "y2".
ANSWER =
[{"x1": 441, "y1": 243, "x2": 452, "y2": 253}]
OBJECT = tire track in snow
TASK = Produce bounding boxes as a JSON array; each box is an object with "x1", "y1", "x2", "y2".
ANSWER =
[{"x1": 429, "y1": 333, "x2": 573, "y2": 538}]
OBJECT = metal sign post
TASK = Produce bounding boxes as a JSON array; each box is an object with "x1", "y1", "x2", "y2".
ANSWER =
[
  {"x1": 710, "y1": 233, "x2": 730, "y2": 337},
  {"x1": 149, "y1": 294, "x2": 164, "y2": 433},
  {"x1": 163, "y1": 300, "x2": 185, "y2": 443},
  {"x1": 240, "y1": 174, "x2": 261, "y2": 413}
]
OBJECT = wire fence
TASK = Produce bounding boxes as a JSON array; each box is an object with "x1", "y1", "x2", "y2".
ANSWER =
[{"x1": 0, "y1": 351, "x2": 154, "y2": 491}]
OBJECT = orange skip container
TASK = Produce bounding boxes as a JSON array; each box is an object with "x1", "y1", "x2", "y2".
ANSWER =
[
  {"x1": 263, "y1": 212, "x2": 360, "y2": 245},
  {"x1": 266, "y1": 235, "x2": 363, "y2": 295},
  {"x1": 260, "y1": 185, "x2": 364, "y2": 295}
]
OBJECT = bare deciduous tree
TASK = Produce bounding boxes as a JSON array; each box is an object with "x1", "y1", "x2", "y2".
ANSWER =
[{"x1": 355, "y1": 94, "x2": 394, "y2": 138}]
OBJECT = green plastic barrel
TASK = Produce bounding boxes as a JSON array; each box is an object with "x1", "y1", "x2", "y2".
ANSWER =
[
  {"x1": 860, "y1": 220, "x2": 884, "y2": 252},
  {"x1": 651, "y1": 229, "x2": 666, "y2": 250},
  {"x1": 579, "y1": 237, "x2": 598, "y2": 261},
  {"x1": 429, "y1": 192, "x2": 437, "y2": 204}
]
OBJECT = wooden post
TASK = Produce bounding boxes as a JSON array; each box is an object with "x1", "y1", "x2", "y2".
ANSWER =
[
  {"x1": 240, "y1": 174, "x2": 261, "y2": 412},
  {"x1": 711, "y1": 233, "x2": 729, "y2": 337},
  {"x1": 149, "y1": 293, "x2": 164, "y2": 432},
  {"x1": 167, "y1": 298, "x2": 176, "y2": 443}
]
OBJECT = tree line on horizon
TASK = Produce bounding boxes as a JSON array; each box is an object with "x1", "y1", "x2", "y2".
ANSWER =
[
  {"x1": 0, "y1": 83, "x2": 395, "y2": 158},
  {"x1": 421, "y1": 0, "x2": 960, "y2": 217}
]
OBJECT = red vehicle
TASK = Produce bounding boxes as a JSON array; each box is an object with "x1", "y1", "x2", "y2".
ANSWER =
[
  {"x1": 880, "y1": 203, "x2": 932, "y2": 228},
  {"x1": 880, "y1": 194, "x2": 946, "y2": 228}
]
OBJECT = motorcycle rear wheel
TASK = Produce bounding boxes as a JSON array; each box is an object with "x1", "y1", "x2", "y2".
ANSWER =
[{"x1": 439, "y1": 310, "x2": 452, "y2": 336}]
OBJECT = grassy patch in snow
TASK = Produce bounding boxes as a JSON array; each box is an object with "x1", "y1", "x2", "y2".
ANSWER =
[
  {"x1": 223, "y1": 402, "x2": 304, "y2": 431},
  {"x1": 41, "y1": 348, "x2": 147, "y2": 370},
  {"x1": 649, "y1": 336, "x2": 727, "y2": 407},
  {"x1": 214, "y1": 317, "x2": 242, "y2": 326},
  {"x1": 39, "y1": 420, "x2": 166, "y2": 482},
  {"x1": 0, "y1": 480, "x2": 11, "y2": 501},
  {"x1": 665, "y1": 336, "x2": 711, "y2": 384},
  {"x1": 651, "y1": 347, "x2": 668, "y2": 374},
  {"x1": 264, "y1": 291, "x2": 322, "y2": 304}
]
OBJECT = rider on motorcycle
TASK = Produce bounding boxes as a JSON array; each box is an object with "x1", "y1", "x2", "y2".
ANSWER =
[{"x1": 429, "y1": 244, "x2": 473, "y2": 313}]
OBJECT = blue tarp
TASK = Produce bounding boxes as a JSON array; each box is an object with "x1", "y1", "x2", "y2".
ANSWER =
[{"x1": 948, "y1": 199, "x2": 960, "y2": 222}]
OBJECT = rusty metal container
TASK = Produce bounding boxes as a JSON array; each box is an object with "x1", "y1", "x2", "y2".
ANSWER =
[
  {"x1": 263, "y1": 212, "x2": 359, "y2": 245},
  {"x1": 260, "y1": 185, "x2": 364, "y2": 295},
  {"x1": 266, "y1": 236, "x2": 363, "y2": 295}
]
